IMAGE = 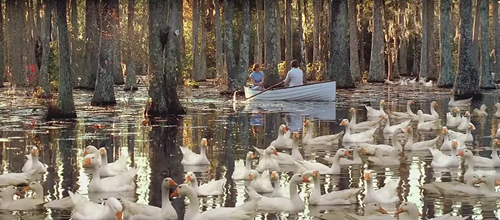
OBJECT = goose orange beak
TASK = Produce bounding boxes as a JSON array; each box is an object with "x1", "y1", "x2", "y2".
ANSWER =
[
  {"x1": 340, "y1": 120, "x2": 345, "y2": 126},
  {"x1": 312, "y1": 170, "x2": 318, "y2": 177},
  {"x1": 83, "y1": 150, "x2": 88, "y2": 156},
  {"x1": 282, "y1": 126, "x2": 287, "y2": 133},
  {"x1": 344, "y1": 151, "x2": 351, "y2": 157},
  {"x1": 202, "y1": 139, "x2": 208, "y2": 146},
  {"x1": 294, "y1": 132, "x2": 299, "y2": 138},
  {"x1": 349, "y1": 108, "x2": 355, "y2": 113},
  {"x1": 83, "y1": 158, "x2": 91, "y2": 166},
  {"x1": 453, "y1": 141, "x2": 458, "y2": 148},
  {"x1": 476, "y1": 179, "x2": 483, "y2": 184},
  {"x1": 23, "y1": 186, "x2": 30, "y2": 192},
  {"x1": 185, "y1": 175, "x2": 191, "y2": 182},
  {"x1": 457, "y1": 151, "x2": 464, "y2": 156},
  {"x1": 395, "y1": 208, "x2": 404, "y2": 215},
  {"x1": 381, "y1": 115, "x2": 386, "y2": 119},
  {"x1": 378, "y1": 207, "x2": 388, "y2": 214},
  {"x1": 364, "y1": 173, "x2": 371, "y2": 181},
  {"x1": 495, "y1": 139, "x2": 500, "y2": 145},
  {"x1": 496, "y1": 181, "x2": 500, "y2": 186},
  {"x1": 33, "y1": 148, "x2": 39, "y2": 156},
  {"x1": 302, "y1": 177, "x2": 310, "y2": 182},
  {"x1": 169, "y1": 179, "x2": 178, "y2": 186},
  {"x1": 273, "y1": 150, "x2": 278, "y2": 156},
  {"x1": 305, "y1": 120, "x2": 310, "y2": 126},
  {"x1": 249, "y1": 152, "x2": 254, "y2": 158},
  {"x1": 271, "y1": 172, "x2": 276, "y2": 178},
  {"x1": 248, "y1": 173, "x2": 254, "y2": 180},
  {"x1": 441, "y1": 127, "x2": 447, "y2": 135},
  {"x1": 170, "y1": 189, "x2": 179, "y2": 199},
  {"x1": 434, "y1": 102, "x2": 439, "y2": 107},
  {"x1": 360, "y1": 148, "x2": 366, "y2": 153},
  {"x1": 99, "y1": 148, "x2": 106, "y2": 155},
  {"x1": 115, "y1": 211, "x2": 122, "y2": 220},
  {"x1": 410, "y1": 100, "x2": 415, "y2": 104},
  {"x1": 406, "y1": 126, "x2": 412, "y2": 132},
  {"x1": 470, "y1": 125, "x2": 476, "y2": 130}
]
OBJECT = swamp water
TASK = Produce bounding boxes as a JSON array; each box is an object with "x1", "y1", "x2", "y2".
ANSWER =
[{"x1": 0, "y1": 84, "x2": 498, "y2": 219}]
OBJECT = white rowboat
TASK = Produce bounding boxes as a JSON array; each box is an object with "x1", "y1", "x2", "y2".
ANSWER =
[{"x1": 244, "y1": 81, "x2": 336, "y2": 101}]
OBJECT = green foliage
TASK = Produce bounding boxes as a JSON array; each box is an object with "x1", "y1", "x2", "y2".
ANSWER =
[
  {"x1": 307, "y1": 61, "x2": 324, "y2": 81},
  {"x1": 184, "y1": 78, "x2": 199, "y2": 88},
  {"x1": 48, "y1": 42, "x2": 60, "y2": 91},
  {"x1": 278, "y1": 61, "x2": 286, "y2": 77}
]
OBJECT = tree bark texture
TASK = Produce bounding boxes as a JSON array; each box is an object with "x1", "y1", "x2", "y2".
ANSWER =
[
  {"x1": 438, "y1": 0, "x2": 454, "y2": 87},
  {"x1": 91, "y1": 2, "x2": 117, "y2": 106},
  {"x1": 70, "y1": 0, "x2": 79, "y2": 86},
  {"x1": 10, "y1": 1, "x2": 26, "y2": 86},
  {"x1": 329, "y1": 0, "x2": 354, "y2": 88},
  {"x1": 419, "y1": 0, "x2": 429, "y2": 79},
  {"x1": 454, "y1": 0, "x2": 480, "y2": 96},
  {"x1": 494, "y1": 0, "x2": 500, "y2": 82},
  {"x1": 199, "y1": 0, "x2": 207, "y2": 81},
  {"x1": 145, "y1": 0, "x2": 185, "y2": 116},
  {"x1": 263, "y1": 0, "x2": 280, "y2": 87},
  {"x1": 313, "y1": 0, "x2": 321, "y2": 66},
  {"x1": 367, "y1": 0, "x2": 385, "y2": 82},
  {"x1": 110, "y1": 0, "x2": 124, "y2": 85},
  {"x1": 285, "y1": 0, "x2": 293, "y2": 71},
  {"x1": 192, "y1": 0, "x2": 201, "y2": 81},
  {"x1": 427, "y1": 0, "x2": 438, "y2": 80},
  {"x1": 348, "y1": 0, "x2": 360, "y2": 81},
  {"x1": 297, "y1": 0, "x2": 307, "y2": 83},
  {"x1": 47, "y1": 0, "x2": 76, "y2": 119},
  {"x1": 479, "y1": 0, "x2": 494, "y2": 89},
  {"x1": 38, "y1": 0, "x2": 52, "y2": 97},
  {"x1": 124, "y1": 0, "x2": 138, "y2": 91},
  {"x1": 80, "y1": 0, "x2": 99, "y2": 90},
  {"x1": 473, "y1": 0, "x2": 480, "y2": 65},
  {"x1": 0, "y1": 1, "x2": 5, "y2": 86},
  {"x1": 254, "y1": 0, "x2": 263, "y2": 65},
  {"x1": 214, "y1": 0, "x2": 223, "y2": 79},
  {"x1": 398, "y1": 1, "x2": 408, "y2": 76}
]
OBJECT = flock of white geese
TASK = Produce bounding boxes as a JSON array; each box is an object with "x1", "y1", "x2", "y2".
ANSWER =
[{"x1": 3, "y1": 93, "x2": 500, "y2": 219}]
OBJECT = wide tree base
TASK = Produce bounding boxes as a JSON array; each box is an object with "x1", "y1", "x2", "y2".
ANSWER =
[
  {"x1": 46, "y1": 104, "x2": 77, "y2": 120},
  {"x1": 123, "y1": 87, "x2": 139, "y2": 92},
  {"x1": 145, "y1": 101, "x2": 186, "y2": 117},
  {"x1": 90, "y1": 100, "x2": 117, "y2": 106}
]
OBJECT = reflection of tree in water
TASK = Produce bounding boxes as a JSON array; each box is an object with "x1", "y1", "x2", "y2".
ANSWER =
[
  {"x1": 222, "y1": 114, "x2": 236, "y2": 208},
  {"x1": 51, "y1": 123, "x2": 77, "y2": 218},
  {"x1": 148, "y1": 117, "x2": 184, "y2": 218},
  {"x1": 127, "y1": 123, "x2": 136, "y2": 167}
]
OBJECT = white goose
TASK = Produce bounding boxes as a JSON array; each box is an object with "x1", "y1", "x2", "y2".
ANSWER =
[
  {"x1": 494, "y1": 103, "x2": 500, "y2": 118},
  {"x1": 404, "y1": 126, "x2": 440, "y2": 151},
  {"x1": 180, "y1": 138, "x2": 210, "y2": 166},
  {"x1": 386, "y1": 100, "x2": 415, "y2": 119},
  {"x1": 440, "y1": 127, "x2": 453, "y2": 151},
  {"x1": 365, "y1": 100, "x2": 386, "y2": 118},
  {"x1": 308, "y1": 170, "x2": 362, "y2": 205},
  {"x1": 22, "y1": 146, "x2": 47, "y2": 174},
  {"x1": 248, "y1": 170, "x2": 274, "y2": 193},
  {"x1": 0, "y1": 182, "x2": 44, "y2": 211},
  {"x1": 172, "y1": 184, "x2": 259, "y2": 220},
  {"x1": 255, "y1": 132, "x2": 303, "y2": 165},
  {"x1": 340, "y1": 119, "x2": 377, "y2": 143},
  {"x1": 232, "y1": 151, "x2": 254, "y2": 180},
  {"x1": 448, "y1": 123, "x2": 474, "y2": 142},
  {"x1": 122, "y1": 178, "x2": 178, "y2": 220},
  {"x1": 381, "y1": 114, "x2": 411, "y2": 138},
  {"x1": 255, "y1": 146, "x2": 280, "y2": 172},
  {"x1": 421, "y1": 174, "x2": 482, "y2": 196},
  {"x1": 417, "y1": 110, "x2": 441, "y2": 131},
  {"x1": 429, "y1": 143, "x2": 459, "y2": 168},
  {"x1": 270, "y1": 171, "x2": 289, "y2": 198},
  {"x1": 349, "y1": 107, "x2": 383, "y2": 130},
  {"x1": 415, "y1": 101, "x2": 440, "y2": 121},
  {"x1": 246, "y1": 173, "x2": 309, "y2": 212},
  {"x1": 99, "y1": 147, "x2": 128, "y2": 177},
  {"x1": 476, "y1": 174, "x2": 500, "y2": 196},
  {"x1": 84, "y1": 155, "x2": 137, "y2": 193},
  {"x1": 458, "y1": 149, "x2": 496, "y2": 168},
  {"x1": 0, "y1": 169, "x2": 38, "y2": 187},
  {"x1": 68, "y1": 191, "x2": 123, "y2": 220},
  {"x1": 446, "y1": 107, "x2": 461, "y2": 127},
  {"x1": 496, "y1": 123, "x2": 500, "y2": 138},
  {"x1": 472, "y1": 104, "x2": 488, "y2": 117},
  {"x1": 361, "y1": 129, "x2": 404, "y2": 156},
  {"x1": 396, "y1": 202, "x2": 470, "y2": 220},
  {"x1": 303, "y1": 120, "x2": 343, "y2": 145},
  {"x1": 363, "y1": 171, "x2": 399, "y2": 204},
  {"x1": 294, "y1": 149, "x2": 350, "y2": 175},
  {"x1": 270, "y1": 124, "x2": 293, "y2": 149},
  {"x1": 338, "y1": 145, "x2": 363, "y2": 165},
  {"x1": 185, "y1": 172, "x2": 226, "y2": 196},
  {"x1": 448, "y1": 92, "x2": 472, "y2": 107},
  {"x1": 457, "y1": 111, "x2": 471, "y2": 131},
  {"x1": 83, "y1": 145, "x2": 102, "y2": 167},
  {"x1": 367, "y1": 147, "x2": 403, "y2": 166}
]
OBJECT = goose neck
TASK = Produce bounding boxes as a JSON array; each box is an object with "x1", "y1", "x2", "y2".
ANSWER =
[
  {"x1": 186, "y1": 189, "x2": 200, "y2": 215},
  {"x1": 351, "y1": 111, "x2": 357, "y2": 124},
  {"x1": 101, "y1": 155, "x2": 108, "y2": 166},
  {"x1": 245, "y1": 157, "x2": 252, "y2": 170},
  {"x1": 407, "y1": 103, "x2": 414, "y2": 115},
  {"x1": 161, "y1": 187, "x2": 171, "y2": 210},
  {"x1": 312, "y1": 177, "x2": 321, "y2": 198},
  {"x1": 288, "y1": 181, "x2": 301, "y2": 201}
]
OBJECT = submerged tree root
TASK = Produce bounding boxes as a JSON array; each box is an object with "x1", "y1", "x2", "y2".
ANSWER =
[{"x1": 46, "y1": 104, "x2": 77, "y2": 120}]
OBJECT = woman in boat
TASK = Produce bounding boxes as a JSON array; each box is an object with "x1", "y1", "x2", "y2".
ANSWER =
[
  {"x1": 283, "y1": 60, "x2": 304, "y2": 87},
  {"x1": 249, "y1": 64, "x2": 264, "y2": 90}
]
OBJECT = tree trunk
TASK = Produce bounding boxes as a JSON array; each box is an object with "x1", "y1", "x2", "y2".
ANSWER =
[
  {"x1": 348, "y1": 0, "x2": 360, "y2": 81},
  {"x1": 453, "y1": 0, "x2": 480, "y2": 96},
  {"x1": 214, "y1": 0, "x2": 223, "y2": 80},
  {"x1": 479, "y1": 0, "x2": 494, "y2": 89},
  {"x1": 38, "y1": 0, "x2": 52, "y2": 97},
  {"x1": 367, "y1": 0, "x2": 385, "y2": 82},
  {"x1": 473, "y1": 0, "x2": 480, "y2": 65},
  {"x1": 110, "y1": 0, "x2": 124, "y2": 85},
  {"x1": 263, "y1": 0, "x2": 280, "y2": 87},
  {"x1": 47, "y1": 0, "x2": 76, "y2": 119},
  {"x1": 254, "y1": 0, "x2": 263, "y2": 65},
  {"x1": 199, "y1": 0, "x2": 207, "y2": 81},
  {"x1": 313, "y1": 0, "x2": 321, "y2": 66},
  {"x1": 192, "y1": 0, "x2": 201, "y2": 81},
  {"x1": 224, "y1": 0, "x2": 250, "y2": 92},
  {"x1": 285, "y1": 0, "x2": 292, "y2": 71},
  {"x1": 398, "y1": 0, "x2": 408, "y2": 76},
  {"x1": 0, "y1": 0, "x2": 5, "y2": 87},
  {"x1": 297, "y1": 0, "x2": 307, "y2": 83},
  {"x1": 494, "y1": 0, "x2": 500, "y2": 82},
  {"x1": 10, "y1": 1, "x2": 26, "y2": 87},
  {"x1": 70, "y1": 0, "x2": 79, "y2": 86},
  {"x1": 427, "y1": 0, "x2": 438, "y2": 80},
  {"x1": 176, "y1": 0, "x2": 184, "y2": 85},
  {"x1": 438, "y1": 0, "x2": 454, "y2": 87},
  {"x1": 145, "y1": 0, "x2": 185, "y2": 116},
  {"x1": 79, "y1": 0, "x2": 99, "y2": 90},
  {"x1": 329, "y1": 0, "x2": 354, "y2": 88},
  {"x1": 276, "y1": 1, "x2": 282, "y2": 63},
  {"x1": 91, "y1": 2, "x2": 117, "y2": 106},
  {"x1": 124, "y1": 0, "x2": 138, "y2": 91},
  {"x1": 419, "y1": 0, "x2": 429, "y2": 79}
]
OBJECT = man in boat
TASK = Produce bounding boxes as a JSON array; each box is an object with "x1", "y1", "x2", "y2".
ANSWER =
[
  {"x1": 249, "y1": 63, "x2": 264, "y2": 90},
  {"x1": 283, "y1": 60, "x2": 304, "y2": 87}
]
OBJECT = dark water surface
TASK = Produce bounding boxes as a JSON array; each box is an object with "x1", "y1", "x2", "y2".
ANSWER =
[{"x1": 0, "y1": 83, "x2": 499, "y2": 219}]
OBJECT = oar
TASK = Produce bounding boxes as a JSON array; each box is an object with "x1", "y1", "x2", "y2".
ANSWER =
[{"x1": 245, "y1": 81, "x2": 283, "y2": 101}]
